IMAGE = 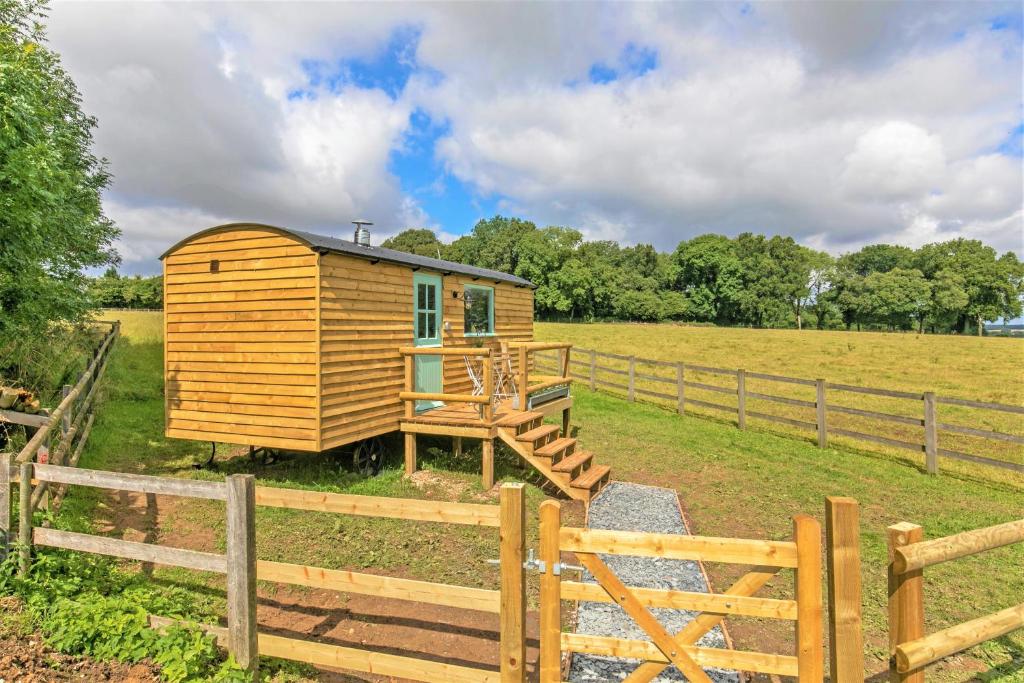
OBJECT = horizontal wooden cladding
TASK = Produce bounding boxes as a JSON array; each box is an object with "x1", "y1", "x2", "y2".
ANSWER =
[
  {"x1": 257, "y1": 560, "x2": 500, "y2": 613},
  {"x1": 170, "y1": 234, "x2": 301, "y2": 256},
  {"x1": 170, "y1": 399, "x2": 315, "y2": 420},
  {"x1": 560, "y1": 581, "x2": 797, "y2": 619},
  {"x1": 165, "y1": 244, "x2": 313, "y2": 266},
  {"x1": 168, "y1": 361, "x2": 316, "y2": 377},
  {"x1": 169, "y1": 409, "x2": 317, "y2": 431},
  {"x1": 321, "y1": 422, "x2": 398, "y2": 450},
  {"x1": 168, "y1": 330, "x2": 316, "y2": 343},
  {"x1": 559, "y1": 527, "x2": 799, "y2": 568},
  {"x1": 167, "y1": 278, "x2": 314, "y2": 295},
  {"x1": 166, "y1": 309, "x2": 317, "y2": 323},
  {"x1": 323, "y1": 395, "x2": 400, "y2": 419},
  {"x1": 168, "y1": 380, "x2": 317, "y2": 397},
  {"x1": 165, "y1": 426, "x2": 317, "y2": 451},
  {"x1": 561, "y1": 633, "x2": 799, "y2": 677},
  {"x1": 167, "y1": 264, "x2": 317, "y2": 286},
  {"x1": 168, "y1": 389, "x2": 316, "y2": 410},
  {"x1": 166, "y1": 351, "x2": 315, "y2": 365},
  {"x1": 167, "y1": 320, "x2": 317, "y2": 333},
  {"x1": 168, "y1": 342, "x2": 315, "y2": 355},
  {"x1": 166, "y1": 299, "x2": 316, "y2": 314},
  {"x1": 165, "y1": 289, "x2": 317, "y2": 305},
  {"x1": 168, "y1": 416, "x2": 315, "y2": 440},
  {"x1": 253, "y1": 486, "x2": 500, "y2": 526},
  {"x1": 165, "y1": 254, "x2": 316, "y2": 275}
]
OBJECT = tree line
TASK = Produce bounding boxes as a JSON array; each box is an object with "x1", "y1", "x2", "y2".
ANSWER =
[
  {"x1": 87, "y1": 268, "x2": 163, "y2": 309},
  {"x1": 382, "y1": 217, "x2": 1023, "y2": 334}
]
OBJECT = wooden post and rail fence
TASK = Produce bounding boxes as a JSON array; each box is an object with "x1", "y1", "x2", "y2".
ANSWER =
[{"x1": 534, "y1": 347, "x2": 1023, "y2": 475}]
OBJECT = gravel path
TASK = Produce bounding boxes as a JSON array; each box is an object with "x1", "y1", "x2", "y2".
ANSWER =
[{"x1": 568, "y1": 482, "x2": 740, "y2": 682}]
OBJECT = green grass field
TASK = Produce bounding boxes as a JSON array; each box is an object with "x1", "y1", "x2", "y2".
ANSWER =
[{"x1": 51, "y1": 311, "x2": 1022, "y2": 680}]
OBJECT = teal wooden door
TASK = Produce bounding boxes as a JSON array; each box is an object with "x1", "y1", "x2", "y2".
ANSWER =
[{"x1": 413, "y1": 273, "x2": 443, "y2": 412}]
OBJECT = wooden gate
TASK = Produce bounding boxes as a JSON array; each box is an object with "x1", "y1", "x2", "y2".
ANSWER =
[{"x1": 536, "y1": 500, "x2": 823, "y2": 682}]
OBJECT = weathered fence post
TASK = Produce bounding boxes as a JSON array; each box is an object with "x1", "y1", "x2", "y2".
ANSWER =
[
  {"x1": 589, "y1": 349, "x2": 596, "y2": 390},
  {"x1": 627, "y1": 356, "x2": 636, "y2": 402},
  {"x1": 737, "y1": 369, "x2": 747, "y2": 430},
  {"x1": 793, "y1": 514, "x2": 824, "y2": 682},
  {"x1": 538, "y1": 500, "x2": 561, "y2": 683},
  {"x1": 0, "y1": 454, "x2": 11, "y2": 561},
  {"x1": 923, "y1": 392, "x2": 938, "y2": 475},
  {"x1": 61, "y1": 385, "x2": 72, "y2": 437},
  {"x1": 226, "y1": 474, "x2": 258, "y2": 678},
  {"x1": 499, "y1": 483, "x2": 526, "y2": 682},
  {"x1": 18, "y1": 462, "x2": 33, "y2": 576},
  {"x1": 676, "y1": 363, "x2": 685, "y2": 415},
  {"x1": 816, "y1": 379, "x2": 828, "y2": 448},
  {"x1": 826, "y1": 497, "x2": 863, "y2": 683},
  {"x1": 482, "y1": 439, "x2": 495, "y2": 490},
  {"x1": 888, "y1": 523, "x2": 925, "y2": 683}
]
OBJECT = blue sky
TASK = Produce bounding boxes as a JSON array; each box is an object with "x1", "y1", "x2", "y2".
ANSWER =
[{"x1": 43, "y1": 1, "x2": 1022, "y2": 273}]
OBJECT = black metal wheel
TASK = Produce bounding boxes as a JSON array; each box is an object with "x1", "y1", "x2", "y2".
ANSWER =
[{"x1": 352, "y1": 436, "x2": 385, "y2": 476}]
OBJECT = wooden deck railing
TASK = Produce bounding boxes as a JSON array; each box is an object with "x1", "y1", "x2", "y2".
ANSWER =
[
  {"x1": 887, "y1": 518, "x2": 1024, "y2": 680},
  {"x1": 507, "y1": 342, "x2": 573, "y2": 406},
  {"x1": 399, "y1": 347, "x2": 495, "y2": 420}
]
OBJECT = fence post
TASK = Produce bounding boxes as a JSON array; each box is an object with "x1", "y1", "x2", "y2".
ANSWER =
[
  {"x1": 888, "y1": 523, "x2": 924, "y2": 683},
  {"x1": 538, "y1": 500, "x2": 561, "y2": 683},
  {"x1": 793, "y1": 514, "x2": 824, "y2": 682},
  {"x1": 589, "y1": 349, "x2": 596, "y2": 391},
  {"x1": 737, "y1": 369, "x2": 747, "y2": 429},
  {"x1": 225, "y1": 474, "x2": 258, "y2": 678},
  {"x1": 18, "y1": 462, "x2": 33, "y2": 576},
  {"x1": 816, "y1": 379, "x2": 828, "y2": 448},
  {"x1": 61, "y1": 385, "x2": 72, "y2": 437},
  {"x1": 627, "y1": 356, "x2": 636, "y2": 402},
  {"x1": 0, "y1": 454, "x2": 11, "y2": 561},
  {"x1": 676, "y1": 363, "x2": 685, "y2": 415},
  {"x1": 499, "y1": 483, "x2": 526, "y2": 682},
  {"x1": 826, "y1": 497, "x2": 863, "y2": 683},
  {"x1": 923, "y1": 392, "x2": 938, "y2": 475}
]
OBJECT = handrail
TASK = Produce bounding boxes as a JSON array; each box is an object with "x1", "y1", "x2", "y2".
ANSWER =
[
  {"x1": 401, "y1": 347, "x2": 495, "y2": 420},
  {"x1": 399, "y1": 347, "x2": 493, "y2": 357},
  {"x1": 895, "y1": 603, "x2": 1024, "y2": 673},
  {"x1": 507, "y1": 342, "x2": 572, "y2": 352}
]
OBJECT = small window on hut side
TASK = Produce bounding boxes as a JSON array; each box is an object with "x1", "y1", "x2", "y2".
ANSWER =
[{"x1": 464, "y1": 285, "x2": 494, "y2": 336}]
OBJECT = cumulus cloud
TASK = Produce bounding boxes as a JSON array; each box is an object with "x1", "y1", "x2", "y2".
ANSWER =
[{"x1": 42, "y1": 0, "x2": 1023, "y2": 273}]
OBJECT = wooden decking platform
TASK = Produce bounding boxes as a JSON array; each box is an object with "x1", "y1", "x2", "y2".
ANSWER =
[{"x1": 400, "y1": 397, "x2": 574, "y2": 438}]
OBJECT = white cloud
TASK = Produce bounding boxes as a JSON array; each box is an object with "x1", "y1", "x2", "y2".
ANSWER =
[{"x1": 41, "y1": 0, "x2": 1023, "y2": 271}]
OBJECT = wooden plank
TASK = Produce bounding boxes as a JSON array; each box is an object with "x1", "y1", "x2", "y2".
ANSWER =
[
  {"x1": 685, "y1": 380, "x2": 734, "y2": 395},
  {"x1": 923, "y1": 392, "x2": 938, "y2": 474},
  {"x1": 627, "y1": 356, "x2": 636, "y2": 401},
  {"x1": 18, "y1": 463, "x2": 31, "y2": 575},
  {"x1": 895, "y1": 603, "x2": 1024, "y2": 673},
  {"x1": 676, "y1": 363, "x2": 685, "y2": 414},
  {"x1": 686, "y1": 397, "x2": 735, "y2": 414},
  {"x1": 399, "y1": 391, "x2": 489, "y2": 404},
  {"x1": 793, "y1": 514, "x2": 824, "y2": 682},
  {"x1": 559, "y1": 527, "x2": 799, "y2": 567},
  {"x1": 34, "y1": 527, "x2": 226, "y2": 573},
  {"x1": 888, "y1": 523, "x2": 925, "y2": 683},
  {"x1": 830, "y1": 427, "x2": 924, "y2": 452},
  {"x1": 825, "y1": 497, "x2": 863, "y2": 683},
  {"x1": 226, "y1": 474, "x2": 258, "y2": 676},
  {"x1": 560, "y1": 633, "x2": 800, "y2": 677},
  {"x1": 253, "y1": 486, "x2": 500, "y2": 527},
  {"x1": 747, "y1": 410, "x2": 817, "y2": 430},
  {"x1": 937, "y1": 422, "x2": 1024, "y2": 444},
  {"x1": 936, "y1": 448, "x2": 1024, "y2": 472},
  {"x1": 257, "y1": 560, "x2": 500, "y2": 612},
  {"x1": 633, "y1": 387, "x2": 677, "y2": 402},
  {"x1": 816, "y1": 379, "x2": 828, "y2": 449},
  {"x1": 747, "y1": 391, "x2": 817, "y2": 409},
  {"x1": 737, "y1": 369, "x2": 746, "y2": 430},
  {"x1": 827, "y1": 403, "x2": 924, "y2": 426},
  {"x1": 746, "y1": 371, "x2": 816, "y2": 386},
  {"x1": 685, "y1": 364, "x2": 738, "y2": 376},
  {"x1": 560, "y1": 581, "x2": 798, "y2": 619},
  {"x1": 538, "y1": 501, "x2": 561, "y2": 683},
  {"x1": 935, "y1": 396, "x2": 1024, "y2": 414},
  {"x1": 894, "y1": 519, "x2": 1024, "y2": 573},
  {"x1": 165, "y1": 427, "x2": 317, "y2": 451},
  {"x1": 0, "y1": 410, "x2": 50, "y2": 428},
  {"x1": 500, "y1": 483, "x2": 526, "y2": 683},
  {"x1": 577, "y1": 552, "x2": 712, "y2": 683},
  {"x1": 827, "y1": 383, "x2": 921, "y2": 400}
]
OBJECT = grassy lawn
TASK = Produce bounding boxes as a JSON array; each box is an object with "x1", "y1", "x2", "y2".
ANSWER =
[{"x1": 49, "y1": 311, "x2": 1023, "y2": 680}]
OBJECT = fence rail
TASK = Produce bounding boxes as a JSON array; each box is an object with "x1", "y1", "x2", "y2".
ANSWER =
[
  {"x1": 2, "y1": 462, "x2": 526, "y2": 682},
  {"x1": 887, "y1": 518, "x2": 1024, "y2": 680},
  {"x1": 535, "y1": 346, "x2": 1023, "y2": 475}
]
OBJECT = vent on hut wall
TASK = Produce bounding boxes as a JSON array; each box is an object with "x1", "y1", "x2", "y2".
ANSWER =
[{"x1": 352, "y1": 219, "x2": 372, "y2": 247}]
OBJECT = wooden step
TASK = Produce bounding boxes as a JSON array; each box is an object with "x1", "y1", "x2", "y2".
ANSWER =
[
  {"x1": 552, "y1": 450, "x2": 593, "y2": 476},
  {"x1": 496, "y1": 411, "x2": 543, "y2": 428},
  {"x1": 535, "y1": 437, "x2": 575, "y2": 460},
  {"x1": 517, "y1": 424, "x2": 560, "y2": 445},
  {"x1": 571, "y1": 464, "x2": 611, "y2": 491}
]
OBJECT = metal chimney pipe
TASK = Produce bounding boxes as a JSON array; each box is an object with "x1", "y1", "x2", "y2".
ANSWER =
[{"x1": 352, "y1": 219, "x2": 372, "y2": 247}]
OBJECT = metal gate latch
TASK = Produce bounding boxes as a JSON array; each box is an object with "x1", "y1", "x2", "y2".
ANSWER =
[{"x1": 486, "y1": 550, "x2": 584, "y2": 575}]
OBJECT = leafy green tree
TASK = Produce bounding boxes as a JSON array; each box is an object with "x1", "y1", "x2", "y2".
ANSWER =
[
  {"x1": 0, "y1": 0, "x2": 119, "y2": 351},
  {"x1": 380, "y1": 228, "x2": 445, "y2": 258},
  {"x1": 672, "y1": 235, "x2": 743, "y2": 323},
  {"x1": 863, "y1": 268, "x2": 931, "y2": 331}
]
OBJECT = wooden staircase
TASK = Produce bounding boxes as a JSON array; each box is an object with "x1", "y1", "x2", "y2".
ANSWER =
[{"x1": 495, "y1": 411, "x2": 611, "y2": 503}]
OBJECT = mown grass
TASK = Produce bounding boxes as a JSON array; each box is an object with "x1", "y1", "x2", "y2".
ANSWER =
[
  {"x1": 55, "y1": 312, "x2": 1022, "y2": 680},
  {"x1": 536, "y1": 322, "x2": 1024, "y2": 475}
]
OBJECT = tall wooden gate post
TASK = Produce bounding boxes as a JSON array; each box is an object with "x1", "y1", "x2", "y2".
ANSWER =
[
  {"x1": 538, "y1": 500, "x2": 562, "y2": 683},
  {"x1": 923, "y1": 392, "x2": 938, "y2": 475},
  {"x1": 887, "y1": 523, "x2": 925, "y2": 683},
  {"x1": 499, "y1": 483, "x2": 526, "y2": 682},
  {"x1": 226, "y1": 474, "x2": 258, "y2": 678},
  {"x1": 825, "y1": 497, "x2": 863, "y2": 682},
  {"x1": 793, "y1": 514, "x2": 824, "y2": 682},
  {"x1": 18, "y1": 462, "x2": 33, "y2": 576},
  {"x1": 0, "y1": 454, "x2": 11, "y2": 561}
]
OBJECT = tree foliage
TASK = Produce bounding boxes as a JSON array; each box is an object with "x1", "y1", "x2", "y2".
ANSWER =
[
  {"x1": 0, "y1": 0, "x2": 118, "y2": 351},
  {"x1": 384, "y1": 217, "x2": 1023, "y2": 333}
]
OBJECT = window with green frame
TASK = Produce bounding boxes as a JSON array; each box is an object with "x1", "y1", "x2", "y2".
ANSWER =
[{"x1": 463, "y1": 285, "x2": 494, "y2": 336}]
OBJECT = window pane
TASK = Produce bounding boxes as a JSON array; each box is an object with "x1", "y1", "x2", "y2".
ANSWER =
[
  {"x1": 427, "y1": 285, "x2": 435, "y2": 310},
  {"x1": 417, "y1": 284, "x2": 426, "y2": 310},
  {"x1": 464, "y1": 288, "x2": 492, "y2": 334},
  {"x1": 427, "y1": 315, "x2": 436, "y2": 338},
  {"x1": 417, "y1": 312, "x2": 427, "y2": 338}
]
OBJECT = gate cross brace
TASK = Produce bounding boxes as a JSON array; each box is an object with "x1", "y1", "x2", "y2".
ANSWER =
[
  {"x1": 623, "y1": 565, "x2": 781, "y2": 683},
  {"x1": 576, "y1": 552, "x2": 714, "y2": 683}
]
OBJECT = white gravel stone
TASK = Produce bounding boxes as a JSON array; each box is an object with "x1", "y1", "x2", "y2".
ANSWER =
[{"x1": 568, "y1": 482, "x2": 740, "y2": 682}]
